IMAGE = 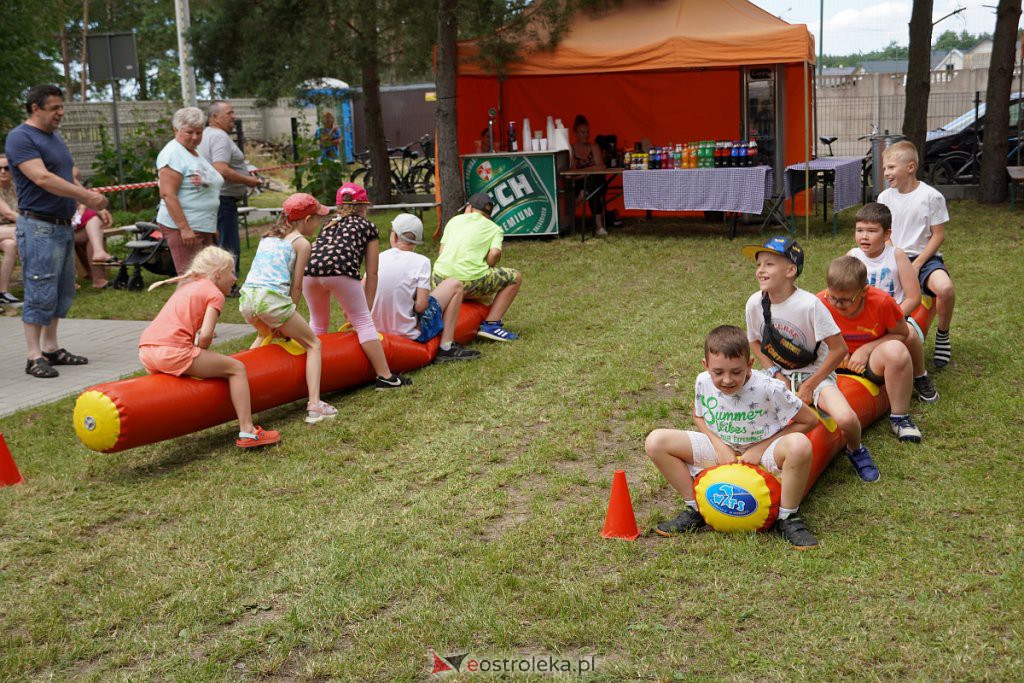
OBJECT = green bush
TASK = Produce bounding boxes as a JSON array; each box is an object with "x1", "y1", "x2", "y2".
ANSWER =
[
  {"x1": 89, "y1": 123, "x2": 169, "y2": 212},
  {"x1": 295, "y1": 157, "x2": 349, "y2": 206}
]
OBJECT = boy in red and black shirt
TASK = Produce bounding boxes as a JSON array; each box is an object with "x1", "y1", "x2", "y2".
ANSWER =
[{"x1": 818, "y1": 255, "x2": 922, "y2": 443}]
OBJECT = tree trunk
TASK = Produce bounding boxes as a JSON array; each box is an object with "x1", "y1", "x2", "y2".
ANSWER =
[
  {"x1": 360, "y1": 53, "x2": 392, "y2": 203},
  {"x1": 979, "y1": 0, "x2": 1023, "y2": 203},
  {"x1": 80, "y1": 0, "x2": 89, "y2": 102},
  {"x1": 902, "y1": 0, "x2": 932, "y2": 178},
  {"x1": 436, "y1": 0, "x2": 462, "y2": 230}
]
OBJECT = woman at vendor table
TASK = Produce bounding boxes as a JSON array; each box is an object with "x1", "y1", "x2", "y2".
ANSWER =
[
  {"x1": 156, "y1": 107, "x2": 224, "y2": 275},
  {"x1": 571, "y1": 114, "x2": 608, "y2": 236}
]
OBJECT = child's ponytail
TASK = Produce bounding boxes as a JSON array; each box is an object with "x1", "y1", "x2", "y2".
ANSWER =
[{"x1": 148, "y1": 246, "x2": 235, "y2": 292}]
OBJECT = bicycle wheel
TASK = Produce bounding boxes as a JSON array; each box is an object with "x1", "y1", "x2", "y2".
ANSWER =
[
  {"x1": 410, "y1": 162, "x2": 435, "y2": 194},
  {"x1": 929, "y1": 153, "x2": 969, "y2": 185}
]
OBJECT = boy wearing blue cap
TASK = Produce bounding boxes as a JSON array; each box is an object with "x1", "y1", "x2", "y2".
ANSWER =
[{"x1": 742, "y1": 236, "x2": 880, "y2": 483}]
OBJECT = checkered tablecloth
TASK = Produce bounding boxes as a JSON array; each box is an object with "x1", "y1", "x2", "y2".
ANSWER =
[
  {"x1": 623, "y1": 166, "x2": 773, "y2": 214},
  {"x1": 784, "y1": 157, "x2": 863, "y2": 214}
]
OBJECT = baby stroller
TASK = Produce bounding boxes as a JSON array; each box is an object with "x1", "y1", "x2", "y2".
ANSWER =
[{"x1": 112, "y1": 221, "x2": 177, "y2": 291}]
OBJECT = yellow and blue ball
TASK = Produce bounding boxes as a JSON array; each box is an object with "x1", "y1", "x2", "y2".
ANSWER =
[{"x1": 694, "y1": 463, "x2": 781, "y2": 532}]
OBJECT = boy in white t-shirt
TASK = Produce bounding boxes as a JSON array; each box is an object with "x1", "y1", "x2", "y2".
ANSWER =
[
  {"x1": 847, "y1": 202, "x2": 938, "y2": 403},
  {"x1": 646, "y1": 325, "x2": 821, "y2": 548},
  {"x1": 743, "y1": 236, "x2": 879, "y2": 483},
  {"x1": 370, "y1": 214, "x2": 480, "y2": 362},
  {"x1": 878, "y1": 140, "x2": 955, "y2": 369}
]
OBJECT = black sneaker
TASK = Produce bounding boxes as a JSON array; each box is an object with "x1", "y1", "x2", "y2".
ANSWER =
[
  {"x1": 773, "y1": 516, "x2": 819, "y2": 549},
  {"x1": 0, "y1": 291, "x2": 22, "y2": 306},
  {"x1": 374, "y1": 374, "x2": 412, "y2": 390},
  {"x1": 913, "y1": 374, "x2": 939, "y2": 403},
  {"x1": 434, "y1": 343, "x2": 481, "y2": 363},
  {"x1": 654, "y1": 508, "x2": 707, "y2": 537}
]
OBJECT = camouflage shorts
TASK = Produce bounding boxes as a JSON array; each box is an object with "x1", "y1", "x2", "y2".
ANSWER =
[{"x1": 432, "y1": 267, "x2": 519, "y2": 299}]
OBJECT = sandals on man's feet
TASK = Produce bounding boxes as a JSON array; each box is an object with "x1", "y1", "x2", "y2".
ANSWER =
[
  {"x1": 42, "y1": 348, "x2": 88, "y2": 366},
  {"x1": 26, "y1": 357, "x2": 59, "y2": 378}
]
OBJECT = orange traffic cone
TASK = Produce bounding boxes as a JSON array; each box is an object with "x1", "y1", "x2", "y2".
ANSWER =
[
  {"x1": 601, "y1": 469, "x2": 641, "y2": 540},
  {"x1": 0, "y1": 433, "x2": 23, "y2": 487}
]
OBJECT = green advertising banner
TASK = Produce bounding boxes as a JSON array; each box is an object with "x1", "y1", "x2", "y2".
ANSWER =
[{"x1": 462, "y1": 153, "x2": 561, "y2": 236}]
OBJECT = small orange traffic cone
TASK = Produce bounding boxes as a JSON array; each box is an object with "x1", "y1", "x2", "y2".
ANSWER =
[
  {"x1": 0, "y1": 433, "x2": 23, "y2": 487},
  {"x1": 601, "y1": 469, "x2": 641, "y2": 540}
]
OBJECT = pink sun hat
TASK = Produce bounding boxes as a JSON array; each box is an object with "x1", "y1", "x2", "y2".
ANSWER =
[{"x1": 336, "y1": 182, "x2": 371, "y2": 206}]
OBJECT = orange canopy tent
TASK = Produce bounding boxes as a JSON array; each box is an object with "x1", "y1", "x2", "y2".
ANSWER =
[{"x1": 455, "y1": 0, "x2": 817, "y2": 213}]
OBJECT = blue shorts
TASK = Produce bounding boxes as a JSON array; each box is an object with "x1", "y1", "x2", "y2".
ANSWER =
[
  {"x1": 909, "y1": 255, "x2": 948, "y2": 297},
  {"x1": 414, "y1": 296, "x2": 444, "y2": 343},
  {"x1": 16, "y1": 215, "x2": 77, "y2": 326}
]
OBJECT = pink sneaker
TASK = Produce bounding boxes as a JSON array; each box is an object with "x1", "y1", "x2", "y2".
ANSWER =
[{"x1": 305, "y1": 400, "x2": 338, "y2": 424}]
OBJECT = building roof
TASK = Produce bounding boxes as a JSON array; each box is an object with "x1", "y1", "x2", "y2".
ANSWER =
[
  {"x1": 858, "y1": 59, "x2": 908, "y2": 74},
  {"x1": 821, "y1": 66, "x2": 857, "y2": 76}
]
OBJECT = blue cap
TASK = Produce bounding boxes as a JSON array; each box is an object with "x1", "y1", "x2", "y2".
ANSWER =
[{"x1": 742, "y1": 236, "x2": 804, "y2": 276}]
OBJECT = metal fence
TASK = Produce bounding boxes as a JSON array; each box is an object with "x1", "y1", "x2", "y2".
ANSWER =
[
  {"x1": 816, "y1": 91, "x2": 979, "y2": 157},
  {"x1": 60, "y1": 99, "x2": 282, "y2": 179}
]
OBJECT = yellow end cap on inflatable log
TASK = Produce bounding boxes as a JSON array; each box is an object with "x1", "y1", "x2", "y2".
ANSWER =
[
  {"x1": 694, "y1": 463, "x2": 781, "y2": 533},
  {"x1": 73, "y1": 390, "x2": 121, "y2": 452}
]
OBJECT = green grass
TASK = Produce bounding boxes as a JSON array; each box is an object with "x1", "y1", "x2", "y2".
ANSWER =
[{"x1": 2, "y1": 202, "x2": 1023, "y2": 681}]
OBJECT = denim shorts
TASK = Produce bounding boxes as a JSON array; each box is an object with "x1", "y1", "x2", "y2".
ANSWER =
[
  {"x1": 16, "y1": 215, "x2": 76, "y2": 326},
  {"x1": 909, "y1": 254, "x2": 949, "y2": 297},
  {"x1": 414, "y1": 296, "x2": 444, "y2": 343}
]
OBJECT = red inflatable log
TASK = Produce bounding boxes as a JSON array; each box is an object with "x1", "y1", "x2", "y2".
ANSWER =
[{"x1": 74, "y1": 302, "x2": 489, "y2": 452}]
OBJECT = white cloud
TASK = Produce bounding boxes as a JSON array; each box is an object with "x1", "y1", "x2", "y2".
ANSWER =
[
  {"x1": 753, "y1": 0, "x2": 1010, "y2": 54},
  {"x1": 827, "y1": 2, "x2": 911, "y2": 32}
]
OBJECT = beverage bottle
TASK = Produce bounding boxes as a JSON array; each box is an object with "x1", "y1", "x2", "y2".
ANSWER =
[
  {"x1": 748, "y1": 139, "x2": 758, "y2": 166},
  {"x1": 728, "y1": 142, "x2": 737, "y2": 167},
  {"x1": 714, "y1": 141, "x2": 722, "y2": 168},
  {"x1": 738, "y1": 142, "x2": 747, "y2": 166},
  {"x1": 508, "y1": 122, "x2": 518, "y2": 152},
  {"x1": 624, "y1": 151, "x2": 632, "y2": 169}
]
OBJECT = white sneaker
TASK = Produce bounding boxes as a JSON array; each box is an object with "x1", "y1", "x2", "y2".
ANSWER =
[{"x1": 889, "y1": 415, "x2": 922, "y2": 443}]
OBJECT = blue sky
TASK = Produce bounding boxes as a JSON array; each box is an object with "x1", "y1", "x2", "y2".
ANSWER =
[{"x1": 751, "y1": 1, "x2": 1008, "y2": 56}]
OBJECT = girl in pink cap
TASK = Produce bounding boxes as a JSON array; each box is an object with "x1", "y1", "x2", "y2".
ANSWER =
[
  {"x1": 302, "y1": 183, "x2": 411, "y2": 389},
  {"x1": 239, "y1": 192, "x2": 338, "y2": 423}
]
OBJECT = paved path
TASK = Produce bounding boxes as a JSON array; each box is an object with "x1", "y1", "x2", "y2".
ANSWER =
[{"x1": 0, "y1": 316, "x2": 253, "y2": 419}]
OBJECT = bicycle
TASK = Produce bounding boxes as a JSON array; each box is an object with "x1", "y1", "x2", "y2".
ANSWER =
[
  {"x1": 350, "y1": 134, "x2": 434, "y2": 195},
  {"x1": 929, "y1": 137, "x2": 1023, "y2": 185}
]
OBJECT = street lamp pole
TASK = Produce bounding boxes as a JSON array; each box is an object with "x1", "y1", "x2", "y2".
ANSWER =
[{"x1": 174, "y1": 0, "x2": 198, "y2": 107}]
